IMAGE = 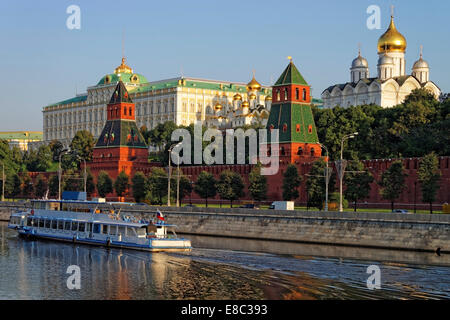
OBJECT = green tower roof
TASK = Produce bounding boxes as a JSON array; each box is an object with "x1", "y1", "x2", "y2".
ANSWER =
[
  {"x1": 274, "y1": 61, "x2": 308, "y2": 86},
  {"x1": 109, "y1": 81, "x2": 133, "y2": 104}
]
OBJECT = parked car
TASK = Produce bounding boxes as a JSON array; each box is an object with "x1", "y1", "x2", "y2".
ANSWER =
[{"x1": 393, "y1": 209, "x2": 410, "y2": 214}]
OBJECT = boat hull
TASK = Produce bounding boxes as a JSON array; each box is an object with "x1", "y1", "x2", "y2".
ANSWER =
[{"x1": 18, "y1": 229, "x2": 192, "y2": 253}]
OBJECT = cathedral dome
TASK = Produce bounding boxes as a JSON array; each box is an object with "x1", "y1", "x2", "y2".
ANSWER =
[
  {"x1": 233, "y1": 93, "x2": 242, "y2": 101},
  {"x1": 242, "y1": 101, "x2": 249, "y2": 107},
  {"x1": 377, "y1": 16, "x2": 407, "y2": 53},
  {"x1": 352, "y1": 54, "x2": 368, "y2": 68},
  {"x1": 413, "y1": 57, "x2": 429, "y2": 69},
  {"x1": 249, "y1": 93, "x2": 257, "y2": 100},
  {"x1": 247, "y1": 76, "x2": 261, "y2": 91},
  {"x1": 378, "y1": 54, "x2": 394, "y2": 66}
]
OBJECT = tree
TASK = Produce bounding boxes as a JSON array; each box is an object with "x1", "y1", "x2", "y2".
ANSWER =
[
  {"x1": 34, "y1": 174, "x2": 48, "y2": 199},
  {"x1": 114, "y1": 171, "x2": 130, "y2": 198},
  {"x1": 216, "y1": 170, "x2": 245, "y2": 208},
  {"x1": 344, "y1": 160, "x2": 374, "y2": 212},
  {"x1": 147, "y1": 167, "x2": 168, "y2": 205},
  {"x1": 63, "y1": 169, "x2": 83, "y2": 191},
  {"x1": 86, "y1": 172, "x2": 96, "y2": 197},
  {"x1": 49, "y1": 140, "x2": 64, "y2": 162},
  {"x1": 21, "y1": 174, "x2": 34, "y2": 198},
  {"x1": 70, "y1": 130, "x2": 95, "y2": 162},
  {"x1": 417, "y1": 152, "x2": 441, "y2": 214},
  {"x1": 194, "y1": 171, "x2": 217, "y2": 207},
  {"x1": 306, "y1": 159, "x2": 336, "y2": 210},
  {"x1": 97, "y1": 171, "x2": 113, "y2": 198},
  {"x1": 379, "y1": 160, "x2": 407, "y2": 212},
  {"x1": 282, "y1": 164, "x2": 302, "y2": 201},
  {"x1": 248, "y1": 163, "x2": 267, "y2": 204},
  {"x1": 5, "y1": 173, "x2": 21, "y2": 200},
  {"x1": 174, "y1": 169, "x2": 193, "y2": 205},
  {"x1": 48, "y1": 175, "x2": 59, "y2": 197},
  {"x1": 132, "y1": 172, "x2": 147, "y2": 203}
]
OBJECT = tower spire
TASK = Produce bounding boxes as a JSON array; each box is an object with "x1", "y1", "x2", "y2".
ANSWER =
[{"x1": 420, "y1": 44, "x2": 423, "y2": 59}]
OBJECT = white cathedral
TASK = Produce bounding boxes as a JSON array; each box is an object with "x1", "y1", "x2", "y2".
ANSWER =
[{"x1": 322, "y1": 14, "x2": 441, "y2": 108}]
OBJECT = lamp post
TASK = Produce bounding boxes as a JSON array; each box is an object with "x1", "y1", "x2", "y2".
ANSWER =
[
  {"x1": 167, "y1": 142, "x2": 182, "y2": 207},
  {"x1": 75, "y1": 154, "x2": 87, "y2": 195},
  {"x1": 319, "y1": 143, "x2": 330, "y2": 212},
  {"x1": 338, "y1": 132, "x2": 358, "y2": 212},
  {"x1": 58, "y1": 149, "x2": 69, "y2": 201}
]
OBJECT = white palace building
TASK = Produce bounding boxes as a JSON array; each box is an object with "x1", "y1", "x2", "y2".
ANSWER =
[{"x1": 321, "y1": 14, "x2": 441, "y2": 109}]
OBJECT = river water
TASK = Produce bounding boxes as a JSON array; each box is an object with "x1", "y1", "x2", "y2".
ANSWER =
[{"x1": 0, "y1": 222, "x2": 449, "y2": 300}]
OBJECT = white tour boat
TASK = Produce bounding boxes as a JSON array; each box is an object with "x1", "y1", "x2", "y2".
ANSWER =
[{"x1": 8, "y1": 199, "x2": 191, "y2": 252}]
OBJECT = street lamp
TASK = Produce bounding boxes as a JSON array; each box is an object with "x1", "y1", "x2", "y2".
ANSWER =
[
  {"x1": 319, "y1": 143, "x2": 330, "y2": 212},
  {"x1": 167, "y1": 142, "x2": 182, "y2": 207},
  {"x1": 338, "y1": 132, "x2": 358, "y2": 212},
  {"x1": 58, "y1": 148, "x2": 69, "y2": 201}
]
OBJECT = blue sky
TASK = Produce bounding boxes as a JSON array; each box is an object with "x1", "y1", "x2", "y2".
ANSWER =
[{"x1": 0, "y1": 0, "x2": 449, "y2": 131}]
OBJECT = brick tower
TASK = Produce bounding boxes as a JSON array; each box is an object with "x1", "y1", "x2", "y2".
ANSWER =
[
  {"x1": 266, "y1": 59, "x2": 322, "y2": 164},
  {"x1": 88, "y1": 81, "x2": 150, "y2": 180}
]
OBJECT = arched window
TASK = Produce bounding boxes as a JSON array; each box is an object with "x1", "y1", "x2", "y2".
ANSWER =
[
  {"x1": 282, "y1": 123, "x2": 288, "y2": 132},
  {"x1": 295, "y1": 88, "x2": 299, "y2": 100},
  {"x1": 129, "y1": 107, "x2": 132, "y2": 116},
  {"x1": 302, "y1": 88, "x2": 307, "y2": 100},
  {"x1": 310, "y1": 148, "x2": 315, "y2": 156},
  {"x1": 297, "y1": 147, "x2": 303, "y2": 155},
  {"x1": 284, "y1": 88, "x2": 288, "y2": 100},
  {"x1": 124, "y1": 107, "x2": 127, "y2": 116},
  {"x1": 280, "y1": 146, "x2": 285, "y2": 156},
  {"x1": 276, "y1": 90, "x2": 280, "y2": 101},
  {"x1": 296, "y1": 124, "x2": 300, "y2": 132}
]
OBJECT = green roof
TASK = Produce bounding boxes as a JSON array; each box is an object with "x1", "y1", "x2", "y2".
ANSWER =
[
  {"x1": 0, "y1": 132, "x2": 43, "y2": 141},
  {"x1": 46, "y1": 95, "x2": 87, "y2": 107},
  {"x1": 97, "y1": 73, "x2": 148, "y2": 86},
  {"x1": 274, "y1": 62, "x2": 308, "y2": 86}
]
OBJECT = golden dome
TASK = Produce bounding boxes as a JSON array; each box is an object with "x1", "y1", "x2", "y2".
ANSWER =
[
  {"x1": 114, "y1": 57, "x2": 133, "y2": 74},
  {"x1": 377, "y1": 16, "x2": 407, "y2": 53},
  {"x1": 265, "y1": 95, "x2": 272, "y2": 101},
  {"x1": 249, "y1": 93, "x2": 257, "y2": 100},
  {"x1": 242, "y1": 101, "x2": 249, "y2": 107},
  {"x1": 247, "y1": 76, "x2": 261, "y2": 91},
  {"x1": 214, "y1": 103, "x2": 223, "y2": 110},
  {"x1": 233, "y1": 93, "x2": 242, "y2": 101}
]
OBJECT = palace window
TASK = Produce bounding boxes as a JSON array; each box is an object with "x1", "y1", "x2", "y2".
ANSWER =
[{"x1": 295, "y1": 88, "x2": 299, "y2": 100}]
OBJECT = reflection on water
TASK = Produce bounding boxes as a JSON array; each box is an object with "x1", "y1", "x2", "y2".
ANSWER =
[{"x1": 0, "y1": 222, "x2": 449, "y2": 300}]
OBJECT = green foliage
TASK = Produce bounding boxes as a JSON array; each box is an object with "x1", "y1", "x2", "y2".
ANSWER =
[
  {"x1": 417, "y1": 152, "x2": 441, "y2": 213},
  {"x1": 97, "y1": 171, "x2": 113, "y2": 198},
  {"x1": 49, "y1": 140, "x2": 64, "y2": 162},
  {"x1": 114, "y1": 171, "x2": 130, "y2": 197},
  {"x1": 5, "y1": 173, "x2": 21, "y2": 199},
  {"x1": 313, "y1": 89, "x2": 448, "y2": 160},
  {"x1": 34, "y1": 174, "x2": 48, "y2": 199},
  {"x1": 282, "y1": 164, "x2": 302, "y2": 201},
  {"x1": 147, "y1": 167, "x2": 168, "y2": 205},
  {"x1": 70, "y1": 130, "x2": 95, "y2": 162},
  {"x1": 21, "y1": 174, "x2": 34, "y2": 198},
  {"x1": 174, "y1": 169, "x2": 193, "y2": 205},
  {"x1": 248, "y1": 163, "x2": 267, "y2": 203},
  {"x1": 194, "y1": 171, "x2": 217, "y2": 207},
  {"x1": 306, "y1": 159, "x2": 336, "y2": 210},
  {"x1": 48, "y1": 175, "x2": 59, "y2": 197},
  {"x1": 344, "y1": 160, "x2": 374, "y2": 211},
  {"x1": 379, "y1": 160, "x2": 407, "y2": 211},
  {"x1": 86, "y1": 171, "x2": 95, "y2": 196},
  {"x1": 216, "y1": 170, "x2": 245, "y2": 207},
  {"x1": 63, "y1": 169, "x2": 83, "y2": 192},
  {"x1": 132, "y1": 171, "x2": 147, "y2": 203}
]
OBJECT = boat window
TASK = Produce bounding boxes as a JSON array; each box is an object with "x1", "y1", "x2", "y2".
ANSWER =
[
  {"x1": 109, "y1": 225, "x2": 117, "y2": 236},
  {"x1": 79, "y1": 223, "x2": 85, "y2": 232},
  {"x1": 58, "y1": 220, "x2": 64, "y2": 230},
  {"x1": 45, "y1": 219, "x2": 51, "y2": 229},
  {"x1": 52, "y1": 220, "x2": 57, "y2": 229},
  {"x1": 137, "y1": 227, "x2": 146, "y2": 237},
  {"x1": 93, "y1": 224, "x2": 100, "y2": 233},
  {"x1": 27, "y1": 217, "x2": 32, "y2": 226},
  {"x1": 39, "y1": 219, "x2": 44, "y2": 228},
  {"x1": 102, "y1": 225, "x2": 109, "y2": 234},
  {"x1": 118, "y1": 226, "x2": 126, "y2": 236},
  {"x1": 127, "y1": 227, "x2": 137, "y2": 237},
  {"x1": 72, "y1": 222, "x2": 78, "y2": 231},
  {"x1": 64, "y1": 221, "x2": 71, "y2": 230}
]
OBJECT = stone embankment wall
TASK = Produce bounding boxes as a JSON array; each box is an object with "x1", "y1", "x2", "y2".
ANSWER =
[{"x1": 1, "y1": 202, "x2": 449, "y2": 253}]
